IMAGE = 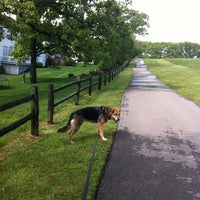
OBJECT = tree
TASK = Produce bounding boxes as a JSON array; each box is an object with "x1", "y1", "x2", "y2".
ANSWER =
[
  {"x1": 139, "y1": 41, "x2": 200, "y2": 58},
  {"x1": 80, "y1": 0, "x2": 149, "y2": 70},
  {"x1": 0, "y1": 0, "x2": 92, "y2": 83},
  {"x1": 1, "y1": 0, "x2": 149, "y2": 80}
]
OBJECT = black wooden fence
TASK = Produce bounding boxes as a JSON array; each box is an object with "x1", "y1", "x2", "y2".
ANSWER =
[
  {"x1": 0, "y1": 61, "x2": 129, "y2": 135},
  {"x1": 0, "y1": 86, "x2": 39, "y2": 137},
  {"x1": 47, "y1": 65, "x2": 126, "y2": 124}
]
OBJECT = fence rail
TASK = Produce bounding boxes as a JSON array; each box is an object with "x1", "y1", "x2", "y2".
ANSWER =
[
  {"x1": 0, "y1": 86, "x2": 39, "y2": 137},
  {"x1": 0, "y1": 61, "x2": 129, "y2": 135},
  {"x1": 47, "y1": 64, "x2": 127, "y2": 124},
  {"x1": 47, "y1": 74, "x2": 94, "y2": 124}
]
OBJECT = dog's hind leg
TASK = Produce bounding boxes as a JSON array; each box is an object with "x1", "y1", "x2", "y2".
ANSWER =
[
  {"x1": 68, "y1": 115, "x2": 83, "y2": 143},
  {"x1": 68, "y1": 127, "x2": 79, "y2": 143}
]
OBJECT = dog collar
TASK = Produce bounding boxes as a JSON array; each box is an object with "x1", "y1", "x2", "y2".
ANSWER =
[{"x1": 97, "y1": 106, "x2": 109, "y2": 122}]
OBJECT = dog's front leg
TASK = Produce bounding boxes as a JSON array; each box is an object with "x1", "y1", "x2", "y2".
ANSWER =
[{"x1": 97, "y1": 118, "x2": 107, "y2": 141}]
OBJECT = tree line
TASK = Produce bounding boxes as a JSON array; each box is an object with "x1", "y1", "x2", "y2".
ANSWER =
[
  {"x1": 138, "y1": 41, "x2": 200, "y2": 59},
  {"x1": 0, "y1": 0, "x2": 149, "y2": 83}
]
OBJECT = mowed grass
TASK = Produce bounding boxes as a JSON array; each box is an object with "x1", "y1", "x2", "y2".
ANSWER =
[
  {"x1": 0, "y1": 64, "x2": 98, "y2": 130},
  {"x1": 144, "y1": 58, "x2": 200, "y2": 104},
  {"x1": 0, "y1": 63, "x2": 133, "y2": 200}
]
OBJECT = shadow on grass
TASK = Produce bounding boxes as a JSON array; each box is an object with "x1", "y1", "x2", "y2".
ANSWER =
[
  {"x1": 0, "y1": 85, "x2": 13, "y2": 90},
  {"x1": 37, "y1": 77, "x2": 75, "y2": 84}
]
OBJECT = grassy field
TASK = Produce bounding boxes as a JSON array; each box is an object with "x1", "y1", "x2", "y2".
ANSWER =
[
  {"x1": 1, "y1": 58, "x2": 200, "y2": 199},
  {"x1": 0, "y1": 63, "x2": 133, "y2": 199},
  {"x1": 144, "y1": 58, "x2": 200, "y2": 104},
  {"x1": 0, "y1": 64, "x2": 103, "y2": 131}
]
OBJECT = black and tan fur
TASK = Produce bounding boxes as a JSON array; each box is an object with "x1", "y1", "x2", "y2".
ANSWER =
[{"x1": 57, "y1": 106, "x2": 120, "y2": 143}]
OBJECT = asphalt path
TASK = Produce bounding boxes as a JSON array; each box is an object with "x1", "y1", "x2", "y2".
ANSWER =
[{"x1": 96, "y1": 61, "x2": 200, "y2": 200}]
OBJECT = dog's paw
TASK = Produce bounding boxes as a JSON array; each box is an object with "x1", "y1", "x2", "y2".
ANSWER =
[{"x1": 102, "y1": 137, "x2": 107, "y2": 141}]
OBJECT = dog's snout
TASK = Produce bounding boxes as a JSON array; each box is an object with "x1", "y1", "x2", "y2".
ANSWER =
[{"x1": 113, "y1": 117, "x2": 120, "y2": 122}]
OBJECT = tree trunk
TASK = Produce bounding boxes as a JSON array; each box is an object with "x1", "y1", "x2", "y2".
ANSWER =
[{"x1": 30, "y1": 38, "x2": 37, "y2": 83}]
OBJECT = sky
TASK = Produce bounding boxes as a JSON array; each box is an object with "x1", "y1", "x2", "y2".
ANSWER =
[{"x1": 132, "y1": 0, "x2": 200, "y2": 44}]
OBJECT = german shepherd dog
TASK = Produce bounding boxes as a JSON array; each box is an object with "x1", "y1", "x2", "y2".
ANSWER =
[{"x1": 57, "y1": 106, "x2": 120, "y2": 143}]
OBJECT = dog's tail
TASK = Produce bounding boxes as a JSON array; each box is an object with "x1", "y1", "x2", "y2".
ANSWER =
[
  {"x1": 57, "y1": 113, "x2": 74, "y2": 133},
  {"x1": 57, "y1": 125, "x2": 70, "y2": 133}
]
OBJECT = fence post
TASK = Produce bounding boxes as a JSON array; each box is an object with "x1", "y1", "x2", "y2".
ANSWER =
[
  {"x1": 75, "y1": 76, "x2": 81, "y2": 105},
  {"x1": 31, "y1": 86, "x2": 39, "y2": 136},
  {"x1": 104, "y1": 72, "x2": 107, "y2": 86},
  {"x1": 89, "y1": 74, "x2": 92, "y2": 96},
  {"x1": 48, "y1": 84, "x2": 54, "y2": 124},
  {"x1": 111, "y1": 69, "x2": 114, "y2": 80},
  {"x1": 98, "y1": 74, "x2": 102, "y2": 90},
  {"x1": 117, "y1": 67, "x2": 119, "y2": 76},
  {"x1": 113, "y1": 69, "x2": 115, "y2": 78},
  {"x1": 108, "y1": 71, "x2": 111, "y2": 83},
  {"x1": 120, "y1": 65, "x2": 123, "y2": 72}
]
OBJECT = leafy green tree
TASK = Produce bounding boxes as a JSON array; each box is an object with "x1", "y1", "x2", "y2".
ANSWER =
[
  {"x1": 165, "y1": 43, "x2": 179, "y2": 58},
  {"x1": 83, "y1": 0, "x2": 149, "y2": 70},
  {"x1": 1, "y1": 0, "x2": 149, "y2": 80},
  {"x1": 139, "y1": 41, "x2": 200, "y2": 58},
  {"x1": 179, "y1": 42, "x2": 200, "y2": 58},
  {"x1": 0, "y1": 0, "x2": 92, "y2": 83}
]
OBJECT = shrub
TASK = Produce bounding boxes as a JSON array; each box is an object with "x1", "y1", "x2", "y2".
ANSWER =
[
  {"x1": 36, "y1": 62, "x2": 44, "y2": 68},
  {"x1": 0, "y1": 65, "x2": 5, "y2": 74},
  {"x1": 98, "y1": 53, "x2": 113, "y2": 71},
  {"x1": 68, "y1": 73, "x2": 74, "y2": 77},
  {"x1": 45, "y1": 57, "x2": 53, "y2": 67},
  {"x1": 63, "y1": 57, "x2": 77, "y2": 66}
]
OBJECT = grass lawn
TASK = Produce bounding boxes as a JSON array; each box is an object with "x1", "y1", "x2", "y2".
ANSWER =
[
  {"x1": 144, "y1": 58, "x2": 200, "y2": 104},
  {"x1": 0, "y1": 63, "x2": 133, "y2": 199}
]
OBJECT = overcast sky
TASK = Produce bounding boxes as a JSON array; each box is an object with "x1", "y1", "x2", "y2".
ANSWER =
[{"x1": 132, "y1": 0, "x2": 200, "y2": 44}]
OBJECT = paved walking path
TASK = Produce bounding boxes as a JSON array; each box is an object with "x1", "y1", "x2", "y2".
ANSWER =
[{"x1": 96, "y1": 60, "x2": 200, "y2": 200}]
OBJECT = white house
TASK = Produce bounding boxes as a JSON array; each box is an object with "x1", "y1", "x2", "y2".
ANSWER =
[
  {"x1": 0, "y1": 37, "x2": 15, "y2": 63},
  {"x1": 0, "y1": 29, "x2": 46, "y2": 75}
]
